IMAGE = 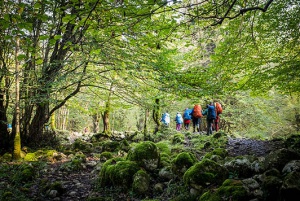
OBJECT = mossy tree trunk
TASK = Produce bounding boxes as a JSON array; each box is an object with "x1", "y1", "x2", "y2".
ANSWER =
[
  {"x1": 143, "y1": 109, "x2": 149, "y2": 140},
  {"x1": 102, "y1": 83, "x2": 113, "y2": 136},
  {"x1": 50, "y1": 112, "x2": 56, "y2": 130},
  {"x1": 13, "y1": 26, "x2": 21, "y2": 160},
  {"x1": 92, "y1": 113, "x2": 100, "y2": 133},
  {"x1": 152, "y1": 98, "x2": 161, "y2": 134},
  {"x1": 102, "y1": 103, "x2": 110, "y2": 136}
]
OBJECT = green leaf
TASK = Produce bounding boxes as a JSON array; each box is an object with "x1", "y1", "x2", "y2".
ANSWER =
[{"x1": 17, "y1": 54, "x2": 27, "y2": 60}]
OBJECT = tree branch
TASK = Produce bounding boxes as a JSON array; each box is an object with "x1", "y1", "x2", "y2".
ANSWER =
[{"x1": 211, "y1": 0, "x2": 274, "y2": 26}]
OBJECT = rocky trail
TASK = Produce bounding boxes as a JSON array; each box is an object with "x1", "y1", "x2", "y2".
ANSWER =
[{"x1": 25, "y1": 136, "x2": 285, "y2": 201}]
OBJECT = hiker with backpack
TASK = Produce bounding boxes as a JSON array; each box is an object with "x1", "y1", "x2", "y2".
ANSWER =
[
  {"x1": 202, "y1": 102, "x2": 216, "y2": 135},
  {"x1": 191, "y1": 104, "x2": 203, "y2": 133},
  {"x1": 161, "y1": 111, "x2": 170, "y2": 127},
  {"x1": 174, "y1": 112, "x2": 184, "y2": 131},
  {"x1": 214, "y1": 101, "x2": 223, "y2": 132},
  {"x1": 183, "y1": 108, "x2": 192, "y2": 130}
]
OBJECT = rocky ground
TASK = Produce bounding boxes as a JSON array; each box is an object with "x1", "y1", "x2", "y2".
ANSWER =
[
  {"x1": 226, "y1": 137, "x2": 284, "y2": 157},
  {"x1": 24, "y1": 136, "x2": 285, "y2": 201}
]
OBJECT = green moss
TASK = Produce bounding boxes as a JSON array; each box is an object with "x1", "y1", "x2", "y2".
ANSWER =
[
  {"x1": 156, "y1": 141, "x2": 172, "y2": 155},
  {"x1": 102, "y1": 141, "x2": 120, "y2": 152},
  {"x1": 111, "y1": 161, "x2": 141, "y2": 187},
  {"x1": 1, "y1": 153, "x2": 12, "y2": 162},
  {"x1": 98, "y1": 157, "x2": 125, "y2": 187},
  {"x1": 172, "y1": 152, "x2": 197, "y2": 175},
  {"x1": 199, "y1": 179, "x2": 248, "y2": 201},
  {"x1": 24, "y1": 153, "x2": 38, "y2": 162},
  {"x1": 127, "y1": 141, "x2": 160, "y2": 171},
  {"x1": 99, "y1": 158, "x2": 140, "y2": 190},
  {"x1": 160, "y1": 154, "x2": 171, "y2": 167},
  {"x1": 120, "y1": 139, "x2": 130, "y2": 151},
  {"x1": 73, "y1": 139, "x2": 93, "y2": 152},
  {"x1": 46, "y1": 149, "x2": 57, "y2": 157},
  {"x1": 132, "y1": 170, "x2": 150, "y2": 195},
  {"x1": 199, "y1": 191, "x2": 221, "y2": 201},
  {"x1": 204, "y1": 148, "x2": 228, "y2": 159},
  {"x1": 59, "y1": 152, "x2": 87, "y2": 171},
  {"x1": 99, "y1": 151, "x2": 113, "y2": 162},
  {"x1": 183, "y1": 159, "x2": 229, "y2": 188},
  {"x1": 172, "y1": 133, "x2": 185, "y2": 144}
]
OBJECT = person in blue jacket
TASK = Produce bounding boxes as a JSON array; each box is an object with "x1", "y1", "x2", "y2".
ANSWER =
[
  {"x1": 202, "y1": 102, "x2": 216, "y2": 135},
  {"x1": 174, "y1": 112, "x2": 183, "y2": 131},
  {"x1": 183, "y1": 108, "x2": 192, "y2": 130},
  {"x1": 161, "y1": 111, "x2": 170, "y2": 127}
]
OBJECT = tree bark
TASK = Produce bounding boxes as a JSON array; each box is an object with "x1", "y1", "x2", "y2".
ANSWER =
[
  {"x1": 152, "y1": 98, "x2": 161, "y2": 134},
  {"x1": 92, "y1": 113, "x2": 100, "y2": 133},
  {"x1": 13, "y1": 29, "x2": 21, "y2": 160},
  {"x1": 143, "y1": 109, "x2": 149, "y2": 140},
  {"x1": 102, "y1": 102, "x2": 111, "y2": 135}
]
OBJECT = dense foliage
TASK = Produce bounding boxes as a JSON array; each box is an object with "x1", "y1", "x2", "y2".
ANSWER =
[{"x1": 0, "y1": 0, "x2": 299, "y2": 154}]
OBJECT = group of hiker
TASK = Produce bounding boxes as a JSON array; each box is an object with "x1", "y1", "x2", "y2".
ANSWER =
[{"x1": 161, "y1": 101, "x2": 223, "y2": 135}]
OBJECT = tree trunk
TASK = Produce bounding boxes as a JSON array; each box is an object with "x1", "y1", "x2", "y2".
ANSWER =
[
  {"x1": 13, "y1": 32, "x2": 21, "y2": 160},
  {"x1": 28, "y1": 103, "x2": 48, "y2": 147},
  {"x1": 92, "y1": 113, "x2": 100, "y2": 133},
  {"x1": 102, "y1": 102, "x2": 111, "y2": 136},
  {"x1": 152, "y1": 98, "x2": 161, "y2": 134},
  {"x1": 50, "y1": 112, "x2": 56, "y2": 130},
  {"x1": 143, "y1": 109, "x2": 149, "y2": 140}
]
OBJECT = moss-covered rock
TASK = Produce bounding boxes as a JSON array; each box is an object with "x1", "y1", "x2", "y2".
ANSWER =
[
  {"x1": 171, "y1": 152, "x2": 197, "y2": 176},
  {"x1": 127, "y1": 141, "x2": 160, "y2": 171},
  {"x1": 212, "y1": 131, "x2": 227, "y2": 139},
  {"x1": 159, "y1": 166, "x2": 175, "y2": 181},
  {"x1": 160, "y1": 153, "x2": 172, "y2": 168},
  {"x1": 224, "y1": 157, "x2": 253, "y2": 179},
  {"x1": 204, "y1": 148, "x2": 228, "y2": 159},
  {"x1": 120, "y1": 139, "x2": 130, "y2": 152},
  {"x1": 183, "y1": 159, "x2": 229, "y2": 190},
  {"x1": 102, "y1": 141, "x2": 120, "y2": 152},
  {"x1": 98, "y1": 158, "x2": 141, "y2": 190},
  {"x1": 172, "y1": 133, "x2": 185, "y2": 144},
  {"x1": 156, "y1": 141, "x2": 172, "y2": 156},
  {"x1": 99, "y1": 151, "x2": 113, "y2": 162},
  {"x1": 132, "y1": 170, "x2": 150, "y2": 195},
  {"x1": 60, "y1": 152, "x2": 87, "y2": 171},
  {"x1": 261, "y1": 175, "x2": 283, "y2": 201},
  {"x1": 264, "y1": 148, "x2": 300, "y2": 171},
  {"x1": 73, "y1": 138, "x2": 93, "y2": 152},
  {"x1": 1, "y1": 153, "x2": 12, "y2": 162},
  {"x1": 284, "y1": 134, "x2": 300, "y2": 152},
  {"x1": 98, "y1": 157, "x2": 125, "y2": 187},
  {"x1": 281, "y1": 171, "x2": 300, "y2": 201},
  {"x1": 199, "y1": 179, "x2": 248, "y2": 201}
]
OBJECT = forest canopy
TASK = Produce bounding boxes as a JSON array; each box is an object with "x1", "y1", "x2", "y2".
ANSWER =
[{"x1": 0, "y1": 0, "x2": 299, "y2": 155}]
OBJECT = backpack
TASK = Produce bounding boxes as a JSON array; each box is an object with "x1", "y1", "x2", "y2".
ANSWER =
[
  {"x1": 183, "y1": 109, "x2": 192, "y2": 120},
  {"x1": 215, "y1": 102, "x2": 223, "y2": 114},
  {"x1": 175, "y1": 114, "x2": 183, "y2": 124},
  {"x1": 193, "y1": 105, "x2": 203, "y2": 118}
]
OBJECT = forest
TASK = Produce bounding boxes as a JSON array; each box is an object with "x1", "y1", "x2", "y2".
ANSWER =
[{"x1": 0, "y1": 0, "x2": 300, "y2": 201}]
